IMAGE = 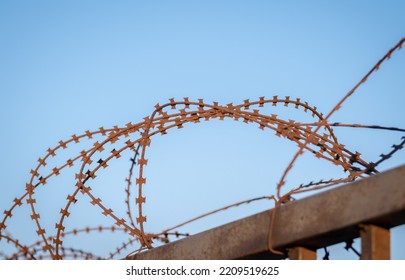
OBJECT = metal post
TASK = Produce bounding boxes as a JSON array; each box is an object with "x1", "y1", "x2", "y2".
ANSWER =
[
  {"x1": 288, "y1": 247, "x2": 316, "y2": 260},
  {"x1": 360, "y1": 224, "x2": 390, "y2": 260}
]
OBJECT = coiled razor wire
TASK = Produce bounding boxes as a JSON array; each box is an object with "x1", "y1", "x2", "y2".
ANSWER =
[{"x1": 0, "y1": 37, "x2": 404, "y2": 260}]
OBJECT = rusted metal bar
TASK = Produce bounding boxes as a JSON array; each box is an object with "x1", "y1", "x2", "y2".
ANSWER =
[
  {"x1": 133, "y1": 209, "x2": 281, "y2": 260},
  {"x1": 288, "y1": 247, "x2": 317, "y2": 260},
  {"x1": 127, "y1": 164, "x2": 405, "y2": 260},
  {"x1": 360, "y1": 224, "x2": 390, "y2": 260}
]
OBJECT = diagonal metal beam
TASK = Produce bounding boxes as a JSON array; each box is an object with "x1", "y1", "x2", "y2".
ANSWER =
[{"x1": 127, "y1": 164, "x2": 405, "y2": 260}]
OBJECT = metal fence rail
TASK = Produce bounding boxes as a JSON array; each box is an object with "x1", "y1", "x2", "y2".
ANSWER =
[{"x1": 127, "y1": 164, "x2": 405, "y2": 260}]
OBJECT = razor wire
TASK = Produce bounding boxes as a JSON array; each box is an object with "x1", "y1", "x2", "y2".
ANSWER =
[{"x1": 0, "y1": 37, "x2": 404, "y2": 260}]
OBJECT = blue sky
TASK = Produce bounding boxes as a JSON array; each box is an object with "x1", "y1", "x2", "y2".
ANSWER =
[{"x1": 0, "y1": 1, "x2": 404, "y2": 259}]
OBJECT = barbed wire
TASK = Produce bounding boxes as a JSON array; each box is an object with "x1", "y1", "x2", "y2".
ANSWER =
[
  {"x1": 267, "y1": 36, "x2": 405, "y2": 255},
  {"x1": 0, "y1": 37, "x2": 404, "y2": 260},
  {"x1": 319, "y1": 239, "x2": 362, "y2": 260}
]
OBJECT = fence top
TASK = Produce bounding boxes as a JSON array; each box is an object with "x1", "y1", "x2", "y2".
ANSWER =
[{"x1": 127, "y1": 164, "x2": 405, "y2": 260}]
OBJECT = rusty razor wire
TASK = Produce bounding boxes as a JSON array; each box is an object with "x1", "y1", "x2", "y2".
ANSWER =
[{"x1": 0, "y1": 36, "x2": 404, "y2": 260}]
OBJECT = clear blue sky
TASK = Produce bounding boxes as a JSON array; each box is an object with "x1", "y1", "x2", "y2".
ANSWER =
[{"x1": 0, "y1": 1, "x2": 404, "y2": 259}]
